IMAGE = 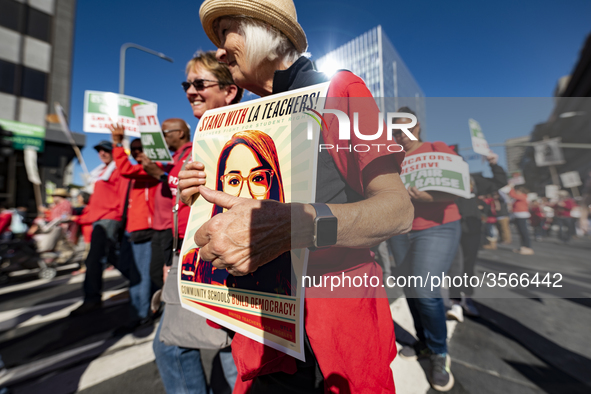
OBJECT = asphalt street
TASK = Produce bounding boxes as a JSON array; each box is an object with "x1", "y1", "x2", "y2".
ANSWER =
[{"x1": 0, "y1": 231, "x2": 589, "y2": 394}]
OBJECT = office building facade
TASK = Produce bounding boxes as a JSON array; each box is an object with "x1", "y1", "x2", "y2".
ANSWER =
[
  {"x1": 315, "y1": 25, "x2": 426, "y2": 132},
  {"x1": 0, "y1": 0, "x2": 84, "y2": 209}
]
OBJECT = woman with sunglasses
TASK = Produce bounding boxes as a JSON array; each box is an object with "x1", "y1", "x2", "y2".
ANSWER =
[{"x1": 150, "y1": 51, "x2": 244, "y2": 394}]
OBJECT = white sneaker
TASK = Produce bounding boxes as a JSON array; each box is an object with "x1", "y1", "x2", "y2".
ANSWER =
[{"x1": 446, "y1": 304, "x2": 464, "y2": 322}]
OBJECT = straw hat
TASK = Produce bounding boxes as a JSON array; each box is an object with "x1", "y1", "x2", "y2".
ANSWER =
[
  {"x1": 199, "y1": 0, "x2": 308, "y2": 53},
  {"x1": 51, "y1": 188, "x2": 69, "y2": 198}
]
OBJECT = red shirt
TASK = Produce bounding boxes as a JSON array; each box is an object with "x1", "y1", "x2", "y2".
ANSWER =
[
  {"x1": 49, "y1": 199, "x2": 72, "y2": 221},
  {"x1": 113, "y1": 146, "x2": 160, "y2": 233},
  {"x1": 77, "y1": 166, "x2": 124, "y2": 224},
  {"x1": 403, "y1": 142, "x2": 461, "y2": 231},
  {"x1": 554, "y1": 198, "x2": 577, "y2": 218},
  {"x1": 509, "y1": 188, "x2": 529, "y2": 213}
]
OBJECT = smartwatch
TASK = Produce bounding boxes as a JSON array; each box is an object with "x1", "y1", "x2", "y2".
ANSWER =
[{"x1": 309, "y1": 203, "x2": 338, "y2": 251}]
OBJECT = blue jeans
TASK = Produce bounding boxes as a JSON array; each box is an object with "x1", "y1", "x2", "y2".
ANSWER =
[
  {"x1": 514, "y1": 218, "x2": 532, "y2": 248},
  {"x1": 153, "y1": 311, "x2": 237, "y2": 393},
  {"x1": 388, "y1": 220, "x2": 461, "y2": 354},
  {"x1": 129, "y1": 239, "x2": 152, "y2": 320}
]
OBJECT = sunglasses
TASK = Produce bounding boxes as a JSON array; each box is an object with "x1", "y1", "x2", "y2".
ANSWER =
[
  {"x1": 181, "y1": 79, "x2": 220, "y2": 92},
  {"x1": 130, "y1": 146, "x2": 143, "y2": 152}
]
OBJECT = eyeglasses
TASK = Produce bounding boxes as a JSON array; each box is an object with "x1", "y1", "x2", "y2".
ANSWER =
[
  {"x1": 130, "y1": 146, "x2": 143, "y2": 152},
  {"x1": 220, "y1": 169, "x2": 274, "y2": 199},
  {"x1": 162, "y1": 129, "x2": 182, "y2": 134},
  {"x1": 182, "y1": 79, "x2": 220, "y2": 92}
]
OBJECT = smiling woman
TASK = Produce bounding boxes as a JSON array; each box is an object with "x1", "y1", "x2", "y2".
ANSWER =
[{"x1": 184, "y1": 51, "x2": 243, "y2": 119}]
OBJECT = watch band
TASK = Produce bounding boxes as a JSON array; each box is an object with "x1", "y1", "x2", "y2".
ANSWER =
[
  {"x1": 309, "y1": 203, "x2": 338, "y2": 251},
  {"x1": 310, "y1": 203, "x2": 334, "y2": 218}
]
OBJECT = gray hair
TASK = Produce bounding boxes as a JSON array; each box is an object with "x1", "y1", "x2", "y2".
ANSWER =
[{"x1": 231, "y1": 16, "x2": 300, "y2": 69}]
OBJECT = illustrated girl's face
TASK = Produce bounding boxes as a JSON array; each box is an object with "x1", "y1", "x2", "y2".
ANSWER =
[{"x1": 221, "y1": 144, "x2": 274, "y2": 201}]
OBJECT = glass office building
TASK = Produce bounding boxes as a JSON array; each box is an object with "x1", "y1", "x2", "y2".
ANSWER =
[{"x1": 315, "y1": 25, "x2": 426, "y2": 132}]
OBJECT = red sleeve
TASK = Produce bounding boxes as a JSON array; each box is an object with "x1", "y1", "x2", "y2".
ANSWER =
[
  {"x1": 113, "y1": 146, "x2": 163, "y2": 180},
  {"x1": 324, "y1": 72, "x2": 405, "y2": 196},
  {"x1": 0, "y1": 213, "x2": 11, "y2": 234},
  {"x1": 509, "y1": 188, "x2": 518, "y2": 199}
]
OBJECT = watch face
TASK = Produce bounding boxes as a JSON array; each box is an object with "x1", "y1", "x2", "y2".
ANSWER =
[{"x1": 316, "y1": 217, "x2": 338, "y2": 247}]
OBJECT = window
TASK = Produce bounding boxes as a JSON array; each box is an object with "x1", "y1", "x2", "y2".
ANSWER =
[
  {"x1": 0, "y1": 0, "x2": 25, "y2": 32},
  {"x1": 0, "y1": 60, "x2": 17, "y2": 95},
  {"x1": 26, "y1": 7, "x2": 52, "y2": 43},
  {"x1": 20, "y1": 67, "x2": 47, "y2": 101}
]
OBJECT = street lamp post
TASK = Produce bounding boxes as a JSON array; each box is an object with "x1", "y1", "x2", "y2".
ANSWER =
[{"x1": 119, "y1": 43, "x2": 173, "y2": 94}]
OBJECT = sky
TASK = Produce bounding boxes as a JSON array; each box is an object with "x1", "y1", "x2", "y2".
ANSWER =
[{"x1": 68, "y1": 0, "x2": 591, "y2": 183}]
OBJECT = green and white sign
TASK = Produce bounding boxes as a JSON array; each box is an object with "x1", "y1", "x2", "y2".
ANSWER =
[
  {"x1": 399, "y1": 152, "x2": 471, "y2": 198},
  {"x1": 134, "y1": 104, "x2": 173, "y2": 162},
  {"x1": 83, "y1": 91, "x2": 157, "y2": 138},
  {"x1": 0, "y1": 118, "x2": 45, "y2": 152},
  {"x1": 468, "y1": 118, "x2": 491, "y2": 156}
]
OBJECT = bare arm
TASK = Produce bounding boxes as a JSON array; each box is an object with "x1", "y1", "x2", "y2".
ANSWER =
[{"x1": 189, "y1": 155, "x2": 413, "y2": 276}]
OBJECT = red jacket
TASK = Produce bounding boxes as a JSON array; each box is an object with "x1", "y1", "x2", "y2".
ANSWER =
[
  {"x1": 509, "y1": 188, "x2": 529, "y2": 213},
  {"x1": 113, "y1": 146, "x2": 160, "y2": 233},
  {"x1": 77, "y1": 165, "x2": 124, "y2": 224}
]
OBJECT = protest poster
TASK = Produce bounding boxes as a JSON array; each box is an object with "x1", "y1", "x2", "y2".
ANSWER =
[
  {"x1": 533, "y1": 138, "x2": 565, "y2": 167},
  {"x1": 179, "y1": 82, "x2": 330, "y2": 361},
  {"x1": 469, "y1": 118, "x2": 491, "y2": 156},
  {"x1": 559, "y1": 171, "x2": 582, "y2": 188},
  {"x1": 83, "y1": 91, "x2": 157, "y2": 137},
  {"x1": 399, "y1": 151, "x2": 471, "y2": 198},
  {"x1": 508, "y1": 172, "x2": 526, "y2": 186},
  {"x1": 133, "y1": 104, "x2": 173, "y2": 162}
]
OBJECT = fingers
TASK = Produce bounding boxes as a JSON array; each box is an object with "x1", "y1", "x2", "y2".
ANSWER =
[
  {"x1": 180, "y1": 186, "x2": 201, "y2": 206},
  {"x1": 183, "y1": 161, "x2": 205, "y2": 171},
  {"x1": 178, "y1": 166, "x2": 206, "y2": 206},
  {"x1": 178, "y1": 170, "x2": 206, "y2": 185},
  {"x1": 199, "y1": 186, "x2": 241, "y2": 210}
]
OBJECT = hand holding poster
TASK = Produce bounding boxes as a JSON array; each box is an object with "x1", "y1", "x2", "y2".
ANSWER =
[
  {"x1": 399, "y1": 152, "x2": 471, "y2": 198},
  {"x1": 179, "y1": 83, "x2": 330, "y2": 361},
  {"x1": 83, "y1": 91, "x2": 157, "y2": 137},
  {"x1": 133, "y1": 104, "x2": 173, "y2": 162},
  {"x1": 469, "y1": 118, "x2": 491, "y2": 156}
]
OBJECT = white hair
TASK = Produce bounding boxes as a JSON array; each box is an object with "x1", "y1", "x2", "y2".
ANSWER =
[{"x1": 232, "y1": 16, "x2": 300, "y2": 69}]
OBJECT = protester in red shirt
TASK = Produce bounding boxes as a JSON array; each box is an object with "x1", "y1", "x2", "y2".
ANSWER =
[
  {"x1": 110, "y1": 131, "x2": 160, "y2": 326},
  {"x1": 31, "y1": 189, "x2": 72, "y2": 253},
  {"x1": 384, "y1": 108, "x2": 460, "y2": 391},
  {"x1": 134, "y1": 118, "x2": 193, "y2": 288},
  {"x1": 180, "y1": 5, "x2": 413, "y2": 392},
  {"x1": 71, "y1": 140, "x2": 126, "y2": 315},
  {"x1": 509, "y1": 185, "x2": 534, "y2": 255},
  {"x1": 554, "y1": 190, "x2": 577, "y2": 242}
]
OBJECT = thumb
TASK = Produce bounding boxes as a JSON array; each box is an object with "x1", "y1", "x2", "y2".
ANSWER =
[{"x1": 198, "y1": 186, "x2": 242, "y2": 210}]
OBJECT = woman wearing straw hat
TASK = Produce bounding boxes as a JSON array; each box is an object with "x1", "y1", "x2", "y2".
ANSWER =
[{"x1": 179, "y1": 1, "x2": 414, "y2": 392}]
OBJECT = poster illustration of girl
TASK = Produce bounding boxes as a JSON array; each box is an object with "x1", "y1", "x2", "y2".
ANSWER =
[{"x1": 181, "y1": 130, "x2": 294, "y2": 296}]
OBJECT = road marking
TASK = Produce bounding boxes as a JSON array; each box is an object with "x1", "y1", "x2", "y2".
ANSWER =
[
  {"x1": 0, "y1": 269, "x2": 123, "y2": 296},
  {"x1": 0, "y1": 289, "x2": 129, "y2": 332},
  {"x1": 0, "y1": 325, "x2": 156, "y2": 388}
]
